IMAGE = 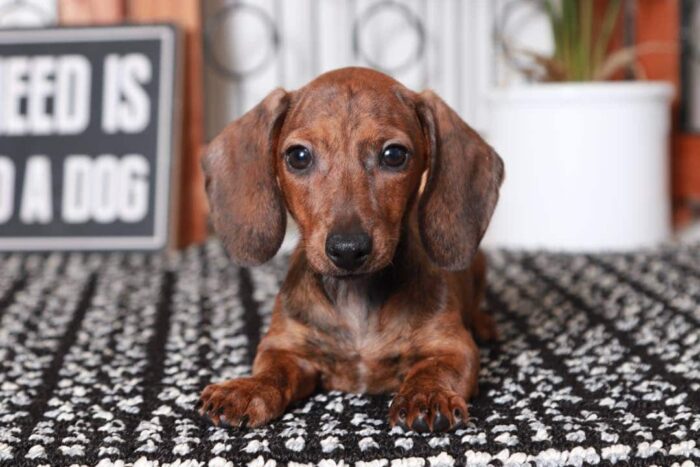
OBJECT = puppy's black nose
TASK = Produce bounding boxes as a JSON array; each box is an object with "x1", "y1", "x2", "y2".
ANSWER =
[{"x1": 325, "y1": 232, "x2": 372, "y2": 270}]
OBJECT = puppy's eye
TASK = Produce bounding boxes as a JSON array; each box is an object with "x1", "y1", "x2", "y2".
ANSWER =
[
  {"x1": 380, "y1": 144, "x2": 409, "y2": 169},
  {"x1": 285, "y1": 146, "x2": 313, "y2": 171}
]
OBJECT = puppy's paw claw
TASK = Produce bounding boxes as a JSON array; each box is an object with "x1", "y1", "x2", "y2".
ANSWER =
[
  {"x1": 389, "y1": 388, "x2": 468, "y2": 433},
  {"x1": 198, "y1": 377, "x2": 284, "y2": 429},
  {"x1": 433, "y1": 411, "x2": 450, "y2": 432},
  {"x1": 411, "y1": 414, "x2": 430, "y2": 433}
]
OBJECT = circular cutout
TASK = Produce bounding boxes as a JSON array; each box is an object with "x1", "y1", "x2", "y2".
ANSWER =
[
  {"x1": 0, "y1": 0, "x2": 51, "y2": 28},
  {"x1": 204, "y1": 2, "x2": 280, "y2": 81},
  {"x1": 496, "y1": 0, "x2": 552, "y2": 78},
  {"x1": 353, "y1": 1, "x2": 425, "y2": 74}
]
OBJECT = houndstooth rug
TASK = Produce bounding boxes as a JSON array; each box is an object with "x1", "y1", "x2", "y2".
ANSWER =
[{"x1": 0, "y1": 240, "x2": 699, "y2": 467}]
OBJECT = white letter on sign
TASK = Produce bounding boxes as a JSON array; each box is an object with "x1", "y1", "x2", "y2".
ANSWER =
[
  {"x1": 0, "y1": 156, "x2": 15, "y2": 224},
  {"x1": 119, "y1": 154, "x2": 149, "y2": 222},
  {"x1": 28, "y1": 56, "x2": 56, "y2": 135},
  {"x1": 62, "y1": 155, "x2": 150, "y2": 224},
  {"x1": 3, "y1": 57, "x2": 29, "y2": 135},
  {"x1": 62, "y1": 155, "x2": 91, "y2": 223},
  {"x1": 102, "y1": 54, "x2": 152, "y2": 134},
  {"x1": 20, "y1": 156, "x2": 53, "y2": 224},
  {"x1": 55, "y1": 55, "x2": 91, "y2": 135},
  {"x1": 92, "y1": 155, "x2": 120, "y2": 223}
]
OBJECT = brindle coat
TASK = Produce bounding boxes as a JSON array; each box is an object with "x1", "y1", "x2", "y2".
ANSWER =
[{"x1": 199, "y1": 67, "x2": 504, "y2": 432}]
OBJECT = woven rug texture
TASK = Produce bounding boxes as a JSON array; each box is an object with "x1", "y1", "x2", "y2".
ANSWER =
[{"x1": 0, "y1": 240, "x2": 698, "y2": 466}]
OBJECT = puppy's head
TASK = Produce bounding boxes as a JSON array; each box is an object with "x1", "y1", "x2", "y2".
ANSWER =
[{"x1": 204, "y1": 67, "x2": 503, "y2": 274}]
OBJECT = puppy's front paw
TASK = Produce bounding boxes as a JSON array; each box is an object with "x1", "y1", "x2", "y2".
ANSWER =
[
  {"x1": 198, "y1": 377, "x2": 285, "y2": 428},
  {"x1": 473, "y1": 311, "x2": 499, "y2": 342},
  {"x1": 389, "y1": 386, "x2": 468, "y2": 433}
]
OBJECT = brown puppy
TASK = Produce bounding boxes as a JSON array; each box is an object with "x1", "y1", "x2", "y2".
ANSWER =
[{"x1": 200, "y1": 67, "x2": 504, "y2": 433}]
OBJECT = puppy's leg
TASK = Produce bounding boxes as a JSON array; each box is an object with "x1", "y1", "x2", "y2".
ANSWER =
[
  {"x1": 461, "y1": 250, "x2": 498, "y2": 342},
  {"x1": 388, "y1": 334, "x2": 479, "y2": 433},
  {"x1": 199, "y1": 349, "x2": 317, "y2": 428}
]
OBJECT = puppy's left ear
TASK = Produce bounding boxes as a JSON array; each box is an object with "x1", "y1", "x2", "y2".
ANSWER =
[{"x1": 416, "y1": 90, "x2": 504, "y2": 271}]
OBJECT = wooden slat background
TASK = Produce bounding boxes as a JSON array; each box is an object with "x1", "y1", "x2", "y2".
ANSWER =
[
  {"x1": 635, "y1": 0, "x2": 700, "y2": 228},
  {"x1": 58, "y1": 0, "x2": 125, "y2": 24}
]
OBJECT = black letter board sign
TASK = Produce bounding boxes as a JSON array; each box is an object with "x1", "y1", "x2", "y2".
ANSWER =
[{"x1": 0, "y1": 25, "x2": 179, "y2": 251}]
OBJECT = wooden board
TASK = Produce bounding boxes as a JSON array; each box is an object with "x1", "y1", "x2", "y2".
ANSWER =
[
  {"x1": 635, "y1": 0, "x2": 700, "y2": 228},
  {"x1": 58, "y1": 0, "x2": 125, "y2": 24},
  {"x1": 127, "y1": 0, "x2": 208, "y2": 249}
]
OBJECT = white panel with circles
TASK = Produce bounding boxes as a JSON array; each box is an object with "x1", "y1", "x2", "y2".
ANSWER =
[
  {"x1": 0, "y1": 0, "x2": 56, "y2": 28},
  {"x1": 203, "y1": 0, "x2": 507, "y2": 140}
]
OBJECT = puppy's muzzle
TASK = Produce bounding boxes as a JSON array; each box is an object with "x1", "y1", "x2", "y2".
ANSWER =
[{"x1": 325, "y1": 231, "x2": 372, "y2": 271}]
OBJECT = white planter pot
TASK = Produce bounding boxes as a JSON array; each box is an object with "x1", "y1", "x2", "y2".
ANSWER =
[{"x1": 483, "y1": 82, "x2": 674, "y2": 252}]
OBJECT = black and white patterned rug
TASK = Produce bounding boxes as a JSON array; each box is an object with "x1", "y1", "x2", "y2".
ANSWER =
[{"x1": 0, "y1": 240, "x2": 699, "y2": 466}]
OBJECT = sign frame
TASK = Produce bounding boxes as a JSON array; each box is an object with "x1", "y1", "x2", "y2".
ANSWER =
[{"x1": 0, "y1": 24, "x2": 180, "y2": 251}]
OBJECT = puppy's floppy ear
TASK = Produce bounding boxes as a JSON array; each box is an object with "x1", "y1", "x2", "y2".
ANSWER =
[
  {"x1": 416, "y1": 90, "x2": 504, "y2": 271},
  {"x1": 202, "y1": 88, "x2": 290, "y2": 266}
]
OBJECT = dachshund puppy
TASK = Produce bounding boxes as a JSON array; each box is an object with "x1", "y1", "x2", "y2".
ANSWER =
[{"x1": 200, "y1": 67, "x2": 504, "y2": 433}]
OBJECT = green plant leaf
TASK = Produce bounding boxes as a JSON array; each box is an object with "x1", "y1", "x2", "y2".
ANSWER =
[
  {"x1": 579, "y1": 0, "x2": 593, "y2": 80},
  {"x1": 543, "y1": 0, "x2": 563, "y2": 62},
  {"x1": 593, "y1": 42, "x2": 677, "y2": 80},
  {"x1": 562, "y1": 0, "x2": 576, "y2": 79},
  {"x1": 503, "y1": 0, "x2": 666, "y2": 82},
  {"x1": 593, "y1": 0, "x2": 622, "y2": 76}
]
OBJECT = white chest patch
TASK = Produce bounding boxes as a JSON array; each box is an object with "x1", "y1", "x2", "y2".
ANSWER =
[
  {"x1": 333, "y1": 281, "x2": 377, "y2": 391},
  {"x1": 335, "y1": 281, "x2": 370, "y2": 337}
]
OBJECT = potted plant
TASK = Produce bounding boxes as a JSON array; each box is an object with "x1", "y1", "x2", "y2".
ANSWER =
[{"x1": 483, "y1": 0, "x2": 674, "y2": 251}]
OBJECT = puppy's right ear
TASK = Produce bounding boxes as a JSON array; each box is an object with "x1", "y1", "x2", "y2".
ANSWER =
[{"x1": 202, "y1": 88, "x2": 290, "y2": 266}]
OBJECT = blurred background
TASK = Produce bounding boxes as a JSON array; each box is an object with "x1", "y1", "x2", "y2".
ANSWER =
[{"x1": 0, "y1": 0, "x2": 698, "y2": 253}]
